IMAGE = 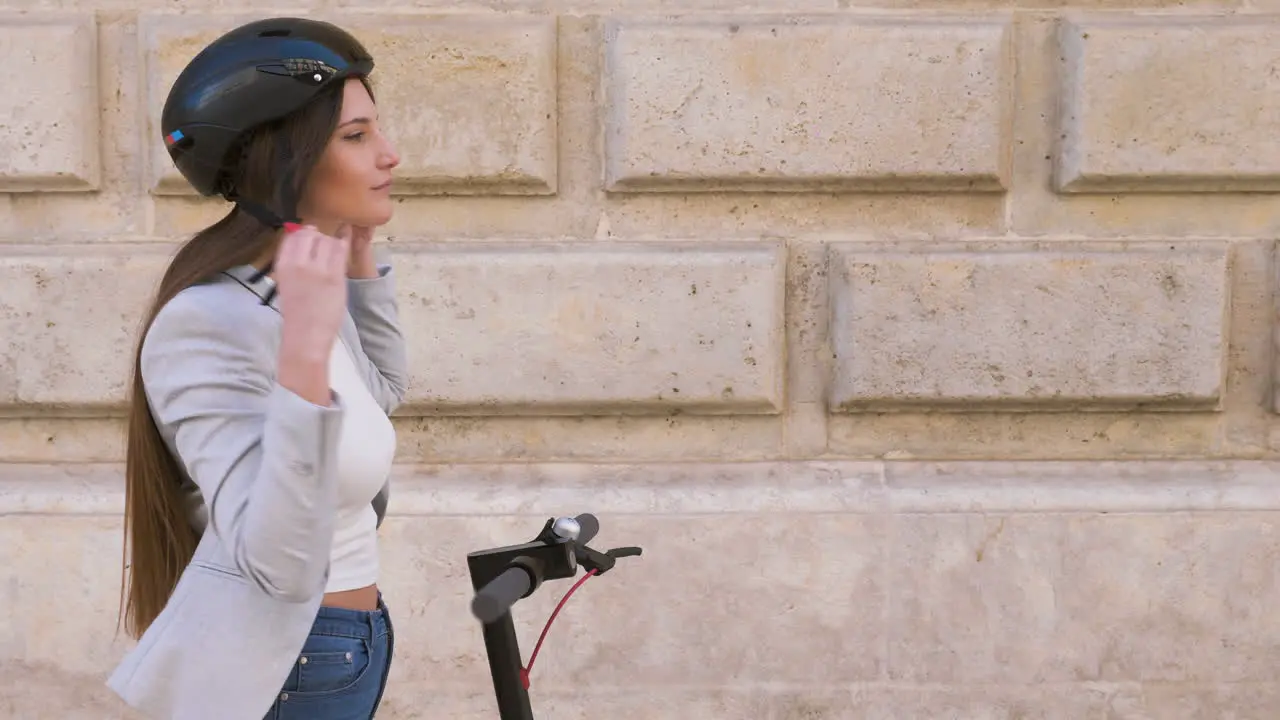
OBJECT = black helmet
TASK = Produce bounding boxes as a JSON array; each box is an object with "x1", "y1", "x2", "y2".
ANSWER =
[{"x1": 160, "y1": 17, "x2": 374, "y2": 227}]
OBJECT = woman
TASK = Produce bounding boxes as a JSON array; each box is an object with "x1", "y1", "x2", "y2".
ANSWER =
[{"x1": 106, "y1": 17, "x2": 407, "y2": 720}]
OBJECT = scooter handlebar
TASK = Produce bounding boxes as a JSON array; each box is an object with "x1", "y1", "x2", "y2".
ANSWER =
[{"x1": 471, "y1": 565, "x2": 534, "y2": 624}]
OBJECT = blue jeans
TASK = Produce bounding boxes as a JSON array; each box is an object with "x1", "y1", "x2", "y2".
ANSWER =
[{"x1": 265, "y1": 595, "x2": 395, "y2": 719}]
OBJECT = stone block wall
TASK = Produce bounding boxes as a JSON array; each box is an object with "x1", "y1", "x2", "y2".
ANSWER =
[{"x1": 3, "y1": 1, "x2": 1280, "y2": 717}]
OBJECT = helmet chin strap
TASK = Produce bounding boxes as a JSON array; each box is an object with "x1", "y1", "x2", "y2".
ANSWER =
[
  {"x1": 228, "y1": 141, "x2": 301, "y2": 305},
  {"x1": 233, "y1": 195, "x2": 291, "y2": 231}
]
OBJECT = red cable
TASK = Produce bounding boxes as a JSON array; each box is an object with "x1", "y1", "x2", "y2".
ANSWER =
[{"x1": 519, "y1": 568, "x2": 598, "y2": 690}]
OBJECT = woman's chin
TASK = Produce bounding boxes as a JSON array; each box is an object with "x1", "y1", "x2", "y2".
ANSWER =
[
  {"x1": 362, "y1": 203, "x2": 395, "y2": 228},
  {"x1": 346, "y1": 209, "x2": 393, "y2": 230}
]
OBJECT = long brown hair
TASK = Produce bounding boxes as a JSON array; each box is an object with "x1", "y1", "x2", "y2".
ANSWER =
[{"x1": 118, "y1": 77, "x2": 371, "y2": 639}]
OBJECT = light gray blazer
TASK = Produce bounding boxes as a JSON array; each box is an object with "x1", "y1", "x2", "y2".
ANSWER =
[{"x1": 106, "y1": 262, "x2": 409, "y2": 719}]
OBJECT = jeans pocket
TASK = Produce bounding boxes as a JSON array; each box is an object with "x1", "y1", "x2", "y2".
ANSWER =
[{"x1": 283, "y1": 633, "x2": 372, "y2": 697}]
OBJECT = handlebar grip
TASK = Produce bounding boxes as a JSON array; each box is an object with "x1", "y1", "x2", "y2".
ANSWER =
[
  {"x1": 471, "y1": 566, "x2": 533, "y2": 624},
  {"x1": 574, "y1": 513, "x2": 600, "y2": 545}
]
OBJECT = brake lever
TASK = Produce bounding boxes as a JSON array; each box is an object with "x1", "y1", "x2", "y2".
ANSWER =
[{"x1": 576, "y1": 544, "x2": 643, "y2": 576}]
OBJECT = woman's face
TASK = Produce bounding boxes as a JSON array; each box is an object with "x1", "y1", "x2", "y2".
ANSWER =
[{"x1": 299, "y1": 77, "x2": 400, "y2": 232}]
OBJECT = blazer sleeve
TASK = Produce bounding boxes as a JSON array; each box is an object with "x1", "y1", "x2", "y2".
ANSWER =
[
  {"x1": 346, "y1": 263, "x2": 410, "y2": 414},
  {"x1": 140, "y1": 290, "x2": 345, "y2": 603}
]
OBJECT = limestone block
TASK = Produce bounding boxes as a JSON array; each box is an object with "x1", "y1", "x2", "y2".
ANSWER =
[
  {"x1": 394, "y1": 241, "x2": 786, "y2": 415},
  {"x1": 887, "y1": 510, "x2": 1280, "y2": 683},
  {"x1": 1057, "y1": 16, "x2": 1280, "y2": 192},
  {"x1": 5, "y1": 460, "x2": 1280, "y2": 717},
  {"x1": 602, "y1": 15, "x2": 1012, "y2": 192},
  {"x1": 382, "y1": 514, "x2": 886, "y2": 688},
  {"x1": 0, "y1": 461, "x2": 887, "y2": 703},
  {"x1": 141, "y1": 12, "x2": 557, "y2": 195},
  {"x1": 1137, "y1": 685, "x2": 1280, "y2": 718},
  {"x1": 828, "y1": 242, "x2": 1229, "y2": 411},
  {"x1": 0, "y1": 247, "x2": 164, "y2": 413},
  {"x1": 0, "y1": 242, "x2": 782, "y2": 416},
  {"x1": 335, "y1": 12, "x2": 558, "y2": 195},
  {"x1": 0, "y1": 12, "x2": 100, "y2": 192}
]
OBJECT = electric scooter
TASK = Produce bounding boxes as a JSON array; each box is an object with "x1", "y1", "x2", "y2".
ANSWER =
[{"x1": 467, "y1": 513, "x2": 642, "y2": 720}]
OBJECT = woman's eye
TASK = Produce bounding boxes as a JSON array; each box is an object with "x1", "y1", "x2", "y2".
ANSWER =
[{"x1": 344, "y1": 132, "x2": 365, "y2": 142}]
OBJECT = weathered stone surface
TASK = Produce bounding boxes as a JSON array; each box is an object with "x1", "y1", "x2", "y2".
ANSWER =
[
  {"x1": 1057, "y1": 16, "x2": 1280, "y2": 192},
  {"x1": 602, "y1": 15, "x2": 1013, "y2": 192},
  {"x1": 394, "y1": 241, "x2": 786, "y2": 415},
  {"x1": 889, "y1": 510, "x2": 1280, "y2": 683},
  {"x1": 1012, "y1": 13, "x2": 1280, "y2": 239},
  {"x1": 0, "y1": 246, "x2": 162, "y2": 414},
  {"x1": 828, "y1": 243, "x2": 1230, "y2": 412},
  {"x1": 0, "y1": 12, "x2": 100, "y2": 192},
  {"x1": 3, "y1": 2, "x2": 1280, "y2": 718},
  {"x1": 335, "y1": 13, "x2": 558, "y2": 195},
  {"x1": 5, "y1": 460, "x2": 1280, "y2": 717},
  {"x1": 0, "y1": 242, "x2": 784, "y2": 416},
  {"x1": 141, "y1": 12, "x2": 557, "y2": 195}
]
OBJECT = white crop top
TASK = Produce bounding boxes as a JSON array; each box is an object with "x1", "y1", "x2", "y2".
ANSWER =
[{"x1": 323, "y1": 338, "x2": 397, "y2": 593}]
